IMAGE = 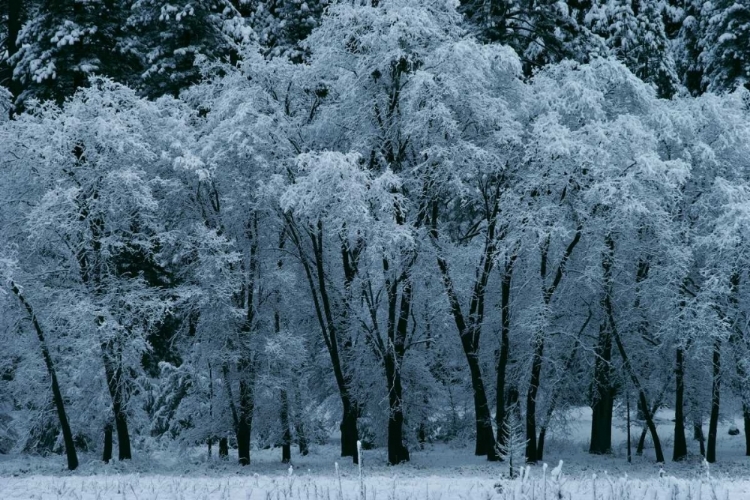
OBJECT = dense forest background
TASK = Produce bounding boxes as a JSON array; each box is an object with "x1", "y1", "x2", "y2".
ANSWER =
[{"x1": 2, "y1": 0, "x2": 750, "y2": 473}]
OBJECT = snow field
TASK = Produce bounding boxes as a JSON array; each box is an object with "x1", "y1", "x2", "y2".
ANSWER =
[{"x1": 2, "y1": 473, "x2": 750, "y2": 500}]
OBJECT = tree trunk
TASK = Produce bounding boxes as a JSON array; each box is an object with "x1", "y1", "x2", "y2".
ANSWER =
[
  {"x1": 590, "y1": 324, "x2": 614, "y2": 455},
  {"x1": 590, "y1": 235, "x2": 616, "y2": 456},
  {"x1": 237, "y1": 376, "x2": 253, "y2": 466},
  {"x1": 610, "y1": 311, "x2": 665, "y2": 462},
  {"x1": 707, "y1": 338, "x2": 721, "y2": 463},
  {"x1": 525, "y1": 335, "x2": 544, "y2": 462},
  {"x1": 385, "y1": 357, "x2": 409, "y2": 464},
  {"x1": 693, "y1": 420, "x2": 706, "y2": 456},
  {"x1": 432, "y1": 199, "x2": 499, "y2": 461},
  {"x1": 101, "y1": 347, "x2": 131, "y2": 461},
  {"x1": 526, "y1": 228, "x2": 582, "y2": 463},
  {"x1": 341, "y1": 400, "x2": 359, "y2": 462},
  {"x1": 673, "y1": 347, "x2": 688, "y2": 461},
  {"x1": 10, "y1": 282, "x2": 78, "y2": 471},
  {"x1": 219, "y1": 437, "x2": 228, "y2": 458},
  {"x1": 287, "y1": 218, "x2": 359, "y2": 463},
  {"x1": 280, "y1": 389, "x2": 291, "y2": 463},
  {"x1": 103, "y1": 424, "x2": 113, "y2": 463},
  {"x1": 495, "y1": 257, "x2": 515, "y2": 452},
  {"x1": 294, "y1": 390, "x2": 309, "y2": 456}
]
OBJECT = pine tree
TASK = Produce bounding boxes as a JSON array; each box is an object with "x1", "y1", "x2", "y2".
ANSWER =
[
  {"x1": 587, "y1": 0, "x2": 679, "y2": 97},
  {"x1": 9, "y1": 0, "x2": 136, "y2": 104},
  {"x1": 700, "y1": 0, "x2": 750, "y2": 92},
  {"x1": 241, "y1": 0, "x2": 326, "y2": 62},
  {"x1": 461, "y1": 0, "x2": 598, "y2": 76},
  {"x1": 497, "y1": 404, "x2": 527, "y2": 478},
  {"x1": 126, "y1": 0, "x2": 249, "y2": 97}
]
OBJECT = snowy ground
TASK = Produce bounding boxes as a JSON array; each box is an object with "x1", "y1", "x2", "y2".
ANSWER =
[{"x1": 2, "y1": 408, "x2": 750, "y2": 499}]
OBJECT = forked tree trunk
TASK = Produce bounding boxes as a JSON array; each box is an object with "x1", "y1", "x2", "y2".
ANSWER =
[
  {"x1": 101, "y1": 346, "x2": 131, "y2": 460},
  {"x1": 526, "y1": 227, "x2": 582, "y2": 463},
  {"x1": 10, "y1": 282, "x2": 78, "y2": 470}
]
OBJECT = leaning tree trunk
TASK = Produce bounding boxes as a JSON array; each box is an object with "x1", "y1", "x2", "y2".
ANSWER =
[
  {"x1": 609, "y1": 306, "x2": 665, "y2": 462},
  {"x1": 526, "y1": 227, "x2": 582, "y2": 463},
  {"x1": 707, "y1": 338, "x2": 721, "y2": 463},
  {"x1": 538, "y1": 310, "x2": 590, "y2": 460},
  {"x1": 10, "y1": 282, "x2": 78, "y2": 470},
  {"x1": 673, "y1": 347, "x2": 688, "y2": 461}
]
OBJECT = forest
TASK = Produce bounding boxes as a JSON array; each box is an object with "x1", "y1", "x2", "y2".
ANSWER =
[{"x1": 1, "y1": 0, "x2": 750, "y2": 480}]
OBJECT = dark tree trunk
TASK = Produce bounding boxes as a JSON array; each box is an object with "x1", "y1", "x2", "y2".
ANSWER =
[
  {"x1": 693, "y1": 421, "x2": 706, "y2": 456},
  {"x1": 495, "y1": 256, "x2": 516, "y2": 451},
  {"x1": 385, "y1": 367, "x2": 409, "y2": 464},
  {"x1": 590, "y1": 324, "x2": 614, "y2": 455},
  {"x1": 114, "y1": 409, "x2": 131, "y2": 460},
  {"x1": 280, "y1": 389, "x2": 291, "y2": 463},
  {"x1": 103, "y1": 424, "x2": 113, "y2": 463},
  {"x1": 526, "y1": 227, "x2": 582, "y2": 463},
  {"x1": 382, "y1": 269, "x2": 412, "y2": 465},
  {"x1": 341, "y1": 400, "x2": 359, "y2": 462},
  {"x1": 673, "y1": 348, "x2": 688, "y2": 461},
  {"x1": 101, "y1": 347, "x2": 131, "y2": 460},
  {"x1": 432, "y1": 199, "x2": 498, "y2": 461},
  {"x1": 743, "y1": 406, "x2": 750, "y2": 457},
  {"x1": 609, "y1": 306, "x2": 665, "y2": 462},
  {"x1": 10, "y1": 282, "x2": 78, "y2": 471},
  {"x1": 707, "y1": 338, "x2": 721, "y2": 463},
  {"x1": 538, "y1": 311, "x2": 591, "y2": 461},
  {"x1": 591, "y1": 235, "x2": 615, "y2": 456},
  {"x1": 287, "y1": 219, "x2": 360, "y2": 463},
  {"x1": 237, "y1": 377, "x2": 253, "y2": 466},
  {"x1": 219, "y1": 437, "x2": 228, "y2": 458},
  {"x1": 525, "y1": 338, "x2": 544, "y2": 463},
  {"x1": 294, "y1": 390, "x2": 309, "y2": 456}
]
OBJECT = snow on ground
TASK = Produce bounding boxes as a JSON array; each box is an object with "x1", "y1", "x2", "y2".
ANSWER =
[{"x1": 2, "y1": 408, "x2": 750, "y2": 499}]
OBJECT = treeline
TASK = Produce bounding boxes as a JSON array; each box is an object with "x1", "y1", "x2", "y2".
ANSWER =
[{"x1": 1, "y1": 0, "x2": 750, "y2": 472}]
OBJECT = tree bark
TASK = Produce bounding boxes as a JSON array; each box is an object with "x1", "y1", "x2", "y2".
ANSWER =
[
  {"x1": 286, "y1": 217, "x2": 360, "y2": 462},
  {"x1": 101, "y1": 344, "x2": 131, "y2": 460},
  {"x1": 219, "y1": 437, "x2": 228, "y2": 458},
  {"x1": 103, "y1": 423, "x2": 113, "y2": 463},
  {"x1": 280, "y1": 389, "x2": 291, "y2": 463},
  {"x1": 673, "y1": 347, "x2": 688, "y2": 461},
  {"x1": 495, "y1": 254, "x2": 517, "y2": 452},
  {"x1": 590, "y1": 235, "x2": 616, "y2": 456},
  {"x1": 526, "y1": 227, "x2": 582, "y2": 463},
  {"x1": 590, "y1": 323, "x2": 614, "y2": 455},
  {"x1": 10, "y1": 282, "x2": 78, "y2": 470},
  {"x1": 707, "y1": 338, "x2": 721, "y2": 463}
]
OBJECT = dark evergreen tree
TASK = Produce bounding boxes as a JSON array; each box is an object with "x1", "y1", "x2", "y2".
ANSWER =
[
  {"x1": 587, "y1": 0, "x2": 679, "y2": 97},
  {"x1": 700, "y1": 0, "x2": 750, "y2": 92},
  {"x1": 10, "y1": 0, "x2": 136, "y2": 104},
  {"x1": 126, "y1": 0, "x2": 249, "y2": 97},
  {"x1": 460, "y1": 0, "x2": 599, "y2": 76}
]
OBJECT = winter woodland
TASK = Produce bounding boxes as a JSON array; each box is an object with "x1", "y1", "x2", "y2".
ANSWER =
[{"x1": 2, "y1": 0, "x2": 750, "y2": 498}]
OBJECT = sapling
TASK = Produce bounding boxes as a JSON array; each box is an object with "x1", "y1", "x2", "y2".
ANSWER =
[{"x1": 497, "y1": 404, "x2": 528, "y2": 479}]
